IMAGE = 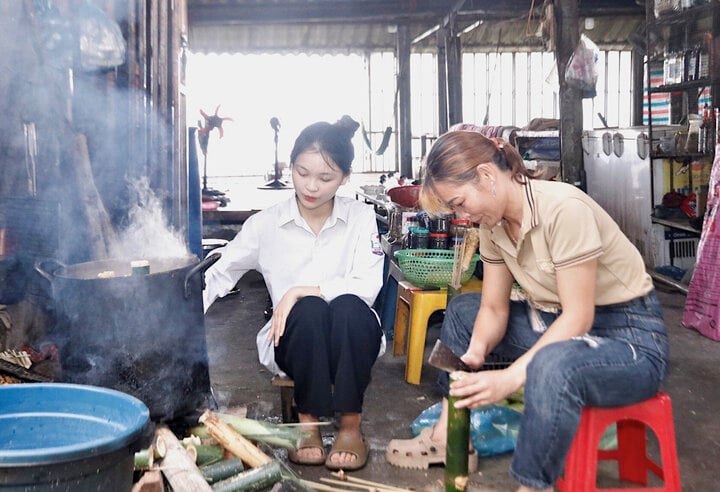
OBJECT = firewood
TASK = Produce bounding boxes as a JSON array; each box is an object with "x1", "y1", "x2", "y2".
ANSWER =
[
  {"x1": 131, "y1": 470, "x2": 165, "y2": 492},
  {"x1": 154, "y1": 426, "x2": 212, "y2": 492},
  {"x1": 199, "y1": 410, "x2": 272, "y2": 468}
]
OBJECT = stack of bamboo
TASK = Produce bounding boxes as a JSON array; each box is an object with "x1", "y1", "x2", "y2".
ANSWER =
[{"x1": 131, "y1": 411, "x2": 412, "y2": 492}]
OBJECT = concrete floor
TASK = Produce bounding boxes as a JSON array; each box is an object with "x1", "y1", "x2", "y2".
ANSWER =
[{"x1": 204, "y1": 270, "x2": 720, "y2": 491}]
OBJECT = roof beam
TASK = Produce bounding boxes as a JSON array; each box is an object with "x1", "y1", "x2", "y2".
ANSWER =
[{"x1": 188, "y1": 0, "x2": 642, "y2": 26}]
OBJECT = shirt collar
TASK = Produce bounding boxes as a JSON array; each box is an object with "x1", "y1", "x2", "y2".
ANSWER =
[
  {"x1": 278, "y1": 194, "x2": 350, "y2": 229},
  {"x1": 488, "y1": 177, "x2": 539, "y2": 250}
]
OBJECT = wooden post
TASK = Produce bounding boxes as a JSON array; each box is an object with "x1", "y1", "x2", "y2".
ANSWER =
[
  {"x1": 554, "y1": 0, "x2": 585, "y2": 190},
  {"x1": 437, "y1": 25, "x2": 449, "y2": 135},
  {"x1": 446, "y1": 15, "x2": 463, "y2": 127},
  {"x1": 396, "y1": 23, "x2": 413, "y2": 179}
]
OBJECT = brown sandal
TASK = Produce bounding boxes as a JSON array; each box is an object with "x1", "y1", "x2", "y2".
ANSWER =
[
  {"x1": 386, "y1": 427, "x2": 478, "y2": 471},
  {"x1": 325, "y1": 432, "x2": 369, "y2": 471},
  {"x1": 288, "y1": 427, "x2": 326, "y2": 466}
]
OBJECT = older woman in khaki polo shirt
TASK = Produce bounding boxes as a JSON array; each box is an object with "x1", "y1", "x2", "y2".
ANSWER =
[{"x1": 386, "y1": 130, "x2": 669, "y2": 492}]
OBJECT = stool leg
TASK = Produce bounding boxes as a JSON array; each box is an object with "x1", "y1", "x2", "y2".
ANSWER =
[
  {"x1": 656, "y1": 420, "x2": 682, "y2": 491},
  {"x1": 405, "y1": 294, "x2": 446, "y2": 385},
  {"x1": 616, "y1": 419, "x2": 650, "y2": 485},
  {"x1": 280, "y1": 386, "x2": 296, "y2": 423},
  {"x1": 393, "y1": 297, "x2": 409, "y2": 356}
]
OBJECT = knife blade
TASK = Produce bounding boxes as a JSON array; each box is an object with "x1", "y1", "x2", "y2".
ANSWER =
[{"x1": 428, "y1": 339, "x2": 471, "y2": 373}]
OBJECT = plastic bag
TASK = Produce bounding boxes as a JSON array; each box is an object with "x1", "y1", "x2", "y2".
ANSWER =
[
  {"x1": 565, "y1": 34, "x2": 599, "y2": 98},
  {"x1": 76, "y1": 1, "x2": 126, "y2": 71},
  {"x1": 410, "y1": 401, "x2": 618, "y2": 456},
  {"x1": 683, "y1": 148, "x2": 720, "y2": 340},
  {"x1": 411, "y1": 402, "x2": 521, "y2": 457}
]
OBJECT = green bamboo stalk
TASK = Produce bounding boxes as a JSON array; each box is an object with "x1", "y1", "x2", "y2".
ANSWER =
[
  {"x1": 195, "y1": 444, "x2": 225, "y2": 466},
  {"x1": 200, "y1": 457, "x2": 244, "y2": 484},
  {"x1": 190, "y1": 414, "x2": 312, "y2": 449},
  {"x1": 210, "y1": 460, "x2": 283, "y2": 492},
  {"x1": 445, "y1": 372, "x2": 470, "y2": 492}
]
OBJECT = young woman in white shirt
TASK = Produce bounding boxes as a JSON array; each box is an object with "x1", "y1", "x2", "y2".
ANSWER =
[{"x1": 203, "y1": 115, "x2": 384, "y2": 471}]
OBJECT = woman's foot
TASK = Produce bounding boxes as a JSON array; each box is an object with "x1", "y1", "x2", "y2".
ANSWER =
[
  {"x1": 288, "y1": 413, "x2": 325, "y2": 465},
  {"x1": 325, "y1": 413, "x2": 369, "y2": 470},
  {"x1": 386, "y1": 423, "x2": 477, "y2": 471},
  {"x1": 386, "y1": 425, "x2": 447, "y2": 469}
]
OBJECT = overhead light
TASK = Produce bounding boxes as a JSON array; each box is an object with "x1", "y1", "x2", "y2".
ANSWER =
[
  {"x1": 460, "y1": 20, "x2": 483, "y2": 35},
  {"x1": 387, "y1": 24, "x2": 397, "y2": 34},
  {"x1": 412, "y1": 25, "x2": 439, "y2": 44},
  {"x1": 584, "y1": 17, "x2": 595, "y2": 30}
]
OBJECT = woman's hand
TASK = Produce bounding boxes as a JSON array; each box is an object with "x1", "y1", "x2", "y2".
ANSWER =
[
  {"x1": 449, "y1": 366, "x2": 524, "y2": 409},
  {"x1": 268, "y1": 286, "x2": 323, "y2": 346},
  {"x1": 460, "y1": 346, "x2": 486, "y2": 370},
  {"x1": 268, "y1": 288, "x2": 301, "y2": 347}
]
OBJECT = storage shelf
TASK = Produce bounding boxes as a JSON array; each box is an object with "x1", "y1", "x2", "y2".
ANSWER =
[
  {"x1": 651, "y1": 3, "x2": 715, "y2": 26},
  {"x1": 651, "y1": 215, "x2": 700, "y2": 234},
  {"x1": 651, "y1": 216, "x2": 701, "y2": 235},
  {"x1": 649, "y1": 151, "x2": 713, "y2": 160},
  {"x1": 648, "y1": 78, "x2": 714, "y2": 94},
  {"x1": 645, "y1": 0, "x2": 717, "y2": 295},
  {"x1": 648, "y1": 269, "x2": 689, "y2": 295}
]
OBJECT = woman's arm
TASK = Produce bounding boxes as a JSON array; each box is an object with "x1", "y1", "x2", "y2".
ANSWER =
[
  {"x1": 202, "y1": 217, "x2": 261, "y2": 312},
  {"x1": 452, "y1": 258, "x2": 597, "y2": 408},
  {"x1": 462, "y1": 262, "x2": 514, "y2": 368}
]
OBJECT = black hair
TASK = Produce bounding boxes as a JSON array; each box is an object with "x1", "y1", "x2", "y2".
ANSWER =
[{"x1": 289, "y1": 115, "x2": 360, "y2": 176}]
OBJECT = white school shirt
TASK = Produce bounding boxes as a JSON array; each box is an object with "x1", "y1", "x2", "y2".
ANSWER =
[{"x1": 203, "y1": 194, "x2": 386, "y2": 375}]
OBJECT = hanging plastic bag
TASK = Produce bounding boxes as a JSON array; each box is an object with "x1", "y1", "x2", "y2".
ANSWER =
[
  {"x1": 564, "y1": 34, "x2": 600, "y2": 98},
  {"x1": 76, "y1": 1, "x2": 126, "y2": 71},
  {"x1": 410, "y1": 402, "x2": 521, "y2": 457}
]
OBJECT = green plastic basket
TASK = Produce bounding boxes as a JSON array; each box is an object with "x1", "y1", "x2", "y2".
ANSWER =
[{"x1": 395, "y1": 249, "x2": 479, "y2": 288}]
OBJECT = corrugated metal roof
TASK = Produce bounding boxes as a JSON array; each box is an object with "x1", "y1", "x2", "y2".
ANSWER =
[{"x1": 187, "y1": 0, "x2": 645, "y2": 54}]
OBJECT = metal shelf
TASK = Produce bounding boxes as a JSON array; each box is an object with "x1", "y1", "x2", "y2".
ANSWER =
[
  {"x1": 648, "y1": 269, "x2": 689, "y2": 295},
  {"x1": 648, "y1": 78, "x2": 714, "y2": 94},
  {"x1": 651, "y1": 3, "x2": 715, "y2": 27},
  {"x1": 651, "y1": 216, "x2": 701, "y2": 235}
]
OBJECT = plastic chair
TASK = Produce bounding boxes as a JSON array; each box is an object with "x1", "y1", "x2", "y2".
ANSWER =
[
  {"x1": 557, "y1": 391, "x2": 681, "y2": 492},
  {"x1": 392, "y1": 279, "x2": 482, "y2": 384}
]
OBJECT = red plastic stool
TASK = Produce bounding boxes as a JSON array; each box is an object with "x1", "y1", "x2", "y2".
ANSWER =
[{"x1": 557, "y1": 392, "x2": 681, "y2": 492}]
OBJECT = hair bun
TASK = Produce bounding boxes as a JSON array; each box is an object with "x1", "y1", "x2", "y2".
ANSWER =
[{"x1": 334, "y1": 115, "x2": 360, "y2": 136}]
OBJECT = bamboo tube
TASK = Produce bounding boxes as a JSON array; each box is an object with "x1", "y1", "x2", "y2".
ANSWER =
[
  {"x1": 134, "y1": 446, "x2": 155, "y2": 470},
  {"x1": 154, "y1": 426, "x2": 212, "y2": 492},
  {"x1": 200, "y1": 457, "x2": 244, "y2": 484},
  {"x1": 194, "y1": 444, "x2": 225, "y2": 466},
  {"x1": 445, "y1": 371, "x2": 470, "y2": 492},
  {"x1": 199, "y1": 410, "x2": 272, "y2": 468},
  {"x1": 210, "y1": 460, "x2": 283, "y2": 492}
]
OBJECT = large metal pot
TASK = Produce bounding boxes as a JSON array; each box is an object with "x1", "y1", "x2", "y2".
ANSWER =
[{"x1": 35, "y1": 253, "x2": 220, "y2": 422}]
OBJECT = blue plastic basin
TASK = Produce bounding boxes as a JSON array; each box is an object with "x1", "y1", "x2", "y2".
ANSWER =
[{"x1": 0, "y1": 383, "x2": 149, "y2": 491}]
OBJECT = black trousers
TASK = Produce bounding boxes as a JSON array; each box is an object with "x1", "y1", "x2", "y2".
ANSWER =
[{"x1": 274, "y1": 294, "x2": 382, "y2": 417}]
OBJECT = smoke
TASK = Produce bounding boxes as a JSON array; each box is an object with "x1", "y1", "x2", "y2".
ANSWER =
[{"x1": 108, "y1": 177, "x2": 191, "y2": 260}]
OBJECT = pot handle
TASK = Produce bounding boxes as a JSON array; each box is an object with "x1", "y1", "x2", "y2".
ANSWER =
[
  {"x1": 34, "y1": 258, "x2": 66, "y2": 284},
  {"x1": 184, "y1": 252, "x2": 221, "y2": 298}
]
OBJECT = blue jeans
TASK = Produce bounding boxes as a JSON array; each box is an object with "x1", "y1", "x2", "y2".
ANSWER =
[{"x1": 439, "y1": 290, "x2": 669, "y2": 490}]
